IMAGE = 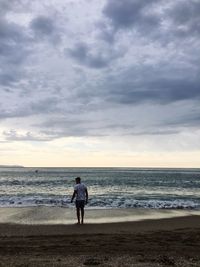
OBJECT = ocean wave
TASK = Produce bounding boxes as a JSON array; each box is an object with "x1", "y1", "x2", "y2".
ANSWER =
[
  {"x1": 0, "y1": 196, "x2": 199, "y2": 210},
  {"x1": 0, "y1": 179, "x2": 67, "y2": 187}
]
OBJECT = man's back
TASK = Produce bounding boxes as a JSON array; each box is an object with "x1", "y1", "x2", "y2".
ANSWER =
[{"x1": 74, "y1": 183, "x2": 87, "y2": 201}]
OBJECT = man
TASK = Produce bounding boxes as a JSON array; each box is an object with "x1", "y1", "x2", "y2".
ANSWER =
[{"x1": 71, "y1": 177, "x2": 88, "y2": 224}]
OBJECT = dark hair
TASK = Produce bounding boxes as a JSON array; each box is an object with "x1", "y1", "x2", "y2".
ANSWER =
[{"x1": 76, "y1": 177, "x2": 81, "y2": 182}]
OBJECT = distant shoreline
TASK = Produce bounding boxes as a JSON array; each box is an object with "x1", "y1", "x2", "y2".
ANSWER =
[
  {"x1": 1, "y1": 166, "x2": 200, "y2": 169},
  {"x1": 0, "y1": 165, "x2": 24, "y2": 168}
]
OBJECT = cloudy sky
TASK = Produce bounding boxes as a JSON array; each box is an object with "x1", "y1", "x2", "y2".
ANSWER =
[{"x1": 0, "y1": 0, "x2": 200, "y2": 167}]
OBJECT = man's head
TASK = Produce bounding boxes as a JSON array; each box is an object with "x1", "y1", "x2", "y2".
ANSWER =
[{"x1": 75, "y1": 177, "x2": 81, "y2": 184}]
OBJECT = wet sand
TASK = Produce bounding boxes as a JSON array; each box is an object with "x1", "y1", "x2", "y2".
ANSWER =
[
  {"x1": 1, "y1": 206, "x2": 200, "y2": 225},
  {"x1": 0, "y1": 208, "x2": 200, "y2": 266}
]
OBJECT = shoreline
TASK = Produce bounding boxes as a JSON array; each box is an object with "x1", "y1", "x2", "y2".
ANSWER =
[{"x1": 1, "y1": 206, "x2": 200, "y2": 225}]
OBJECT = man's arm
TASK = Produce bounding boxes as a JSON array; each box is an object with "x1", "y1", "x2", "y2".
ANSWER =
[
  {"x1": 71, "y1": 190, "x2": 77, "y2": 203},
  {"x1": 85, "y1": 188, "x2": 88, "y2": 204}
]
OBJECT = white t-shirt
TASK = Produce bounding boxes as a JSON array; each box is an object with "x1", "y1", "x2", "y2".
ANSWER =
[{"x1": 74, "y1": 183, "x2": 87, "y2": 201}]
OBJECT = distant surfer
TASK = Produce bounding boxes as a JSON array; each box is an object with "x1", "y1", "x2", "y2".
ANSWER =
[
  {"x1": 71, "y1": 177, "x2": 88, "y2": 224},
  {"x1": 35, "y1": 170, "x2": 38, "y2": 173}
]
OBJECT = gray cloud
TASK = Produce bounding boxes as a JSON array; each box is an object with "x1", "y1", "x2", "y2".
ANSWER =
[
  {"x1": 30, "y1": 16, "x2": 55, "y2": 36},
  {"x1": 100, "y1": 0, "x2": 200, "y2": 45},
  {"x1": 67, "y1": 42, "x2": 110, "y2": 69},
  {"x1": 161, "y1": 109, "x2": 200, "y2": 129},
  {"x1": 0, "y1": 0, "x2": 20, "y2": 15},
  {"x1": 0, "y1": 72, "x2": 21, "y2": 86},
  {"x1": 29, "y1": 11, "x2": 63, "y2": 46},
  {"x1": 126, "y1": 129, "x2": 180, "y2": 136},
  {"x1": 0, "y1": 4, "x2": 60, "y2": 90},
  {"x1": 3, "y1": 130, "x2": 53, "y2": 142},
  {"x1": 168, "y1": 1, "x2": 200, "y2": 37},
  {"x1": 106, "y1": 76, "x2": 200, "y2": 105},
  {"x1": 0, "y1": 97, "x2": 60, "y2": 120},
  {"x1": 29, "y1": 97, "x2": 60, "y2": 114},
  {"x1": 35, "y1": 116, "x2": 106, "y2": 138},
  {"x1": 0, "y1": 20, "x2": 28, "y2": 59},
  {"x1": 67, "y1": 40, "x2": 125, "y2": 69},
  {"x1": 103, "y1": 0, "x2": 160, "y2": 31},
  {"x1": 33, "y1": 115, "x2": 182, "y2": 140},
  {"x1": 0, "y1": 18, "x2": 24, "y2": 42},
  {"x1": 0, "y1": 16, "x2": 30, "y2": 88}
]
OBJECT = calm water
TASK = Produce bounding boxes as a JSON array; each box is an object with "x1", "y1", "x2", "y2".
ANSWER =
[{"x1": 0, "y1": 167, "x2": 200, "y2": 209}]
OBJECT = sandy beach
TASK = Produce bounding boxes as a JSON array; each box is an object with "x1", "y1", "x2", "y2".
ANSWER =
[{"x1": 0, "y1": 208, "x2": 200, "y2": 266}]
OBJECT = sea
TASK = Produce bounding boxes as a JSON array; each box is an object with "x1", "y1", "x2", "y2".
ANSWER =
[{"x1": 0, "y1": 167, "x2": 200, "y2": 210}]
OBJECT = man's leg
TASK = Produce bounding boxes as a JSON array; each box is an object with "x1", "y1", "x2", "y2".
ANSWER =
[
  {"x1": 81, "y1": 207, "x2": 84, "y2": 224},
  {"x1": 76, "y1": 208, "x2": 80, "y2": 224}
]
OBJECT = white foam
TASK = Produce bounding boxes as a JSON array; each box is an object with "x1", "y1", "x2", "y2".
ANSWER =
[{"x1": 0, "y1": 196, "x2": 199, "y2": 210}]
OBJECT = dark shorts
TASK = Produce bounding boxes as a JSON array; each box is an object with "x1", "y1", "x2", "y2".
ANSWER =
[{"x1": 76, "y1": 200, "x2": 85, "y2": 209}]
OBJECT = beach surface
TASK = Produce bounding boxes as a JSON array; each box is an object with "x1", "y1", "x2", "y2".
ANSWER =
[{"x1": 0, "y1": 207, "x2": 200, "y2": 266}]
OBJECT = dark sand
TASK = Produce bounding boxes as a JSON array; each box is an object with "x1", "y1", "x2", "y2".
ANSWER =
[{"x1": 1, "y1": 215, "x2": 200, "y2": 266}]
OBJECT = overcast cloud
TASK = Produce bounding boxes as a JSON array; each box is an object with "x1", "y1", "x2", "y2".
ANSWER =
[{"x1": 0, "y1": 0, "x2": 199, "y2": 158}]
